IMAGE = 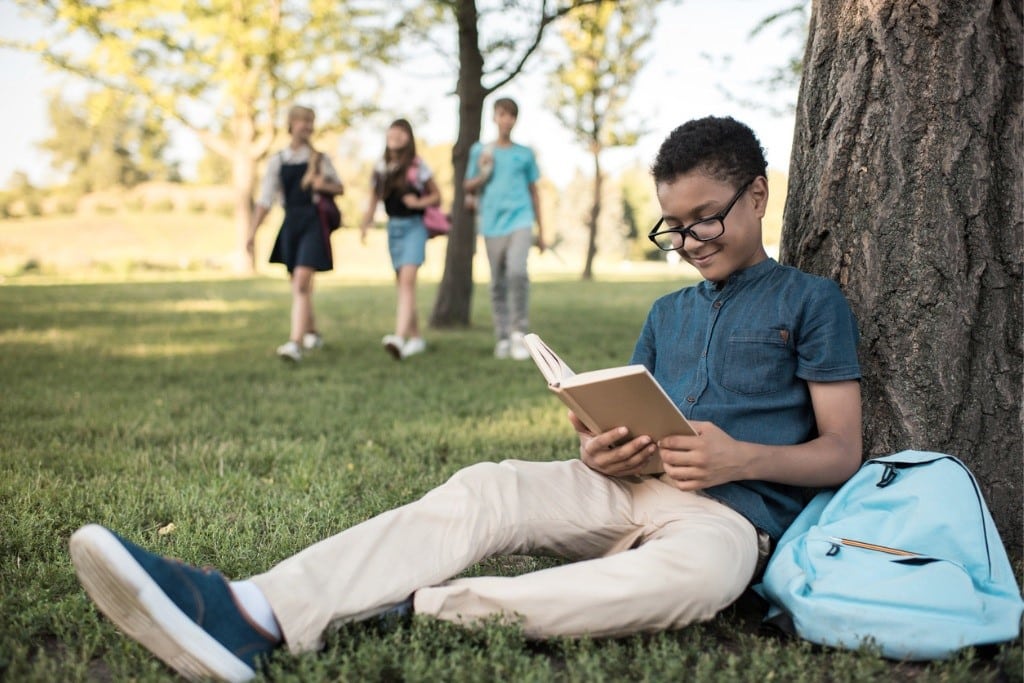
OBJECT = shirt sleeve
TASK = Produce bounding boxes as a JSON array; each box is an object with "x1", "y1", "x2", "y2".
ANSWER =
[
  {"x1": 257, "y1": 152, "x2": 283, "y2": 208},
  {"x1": 794, "y1": 280, "x2": 861, "y2": 382},
  {"x1": 319, "y1": 153, "x2": 341, "y2": 185},
  {"x1": 416, "y1": 158, "x2": 434, "y2": 185},
  {"x1": 466, "y1": 142, "x2": 481, "y2": 181}
]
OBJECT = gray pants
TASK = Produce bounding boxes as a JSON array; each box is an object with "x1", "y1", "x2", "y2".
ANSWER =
[{"x1": 484, "y1": 227, "x2": 533, "y2": 340}]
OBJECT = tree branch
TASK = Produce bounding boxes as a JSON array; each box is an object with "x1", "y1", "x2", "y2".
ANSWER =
[{"x1": 483, "y1": 0, "x2": 603, "y2": 95}]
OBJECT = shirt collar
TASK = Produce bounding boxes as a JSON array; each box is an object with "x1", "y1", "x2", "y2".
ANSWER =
[{"x1": 699, "y1": 257, "x2": 778, "y2": 297}]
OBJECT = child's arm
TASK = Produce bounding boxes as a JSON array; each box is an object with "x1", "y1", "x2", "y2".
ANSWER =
[
  {"x1": 463, "y1": 143, "x2": 485, "y2": 192},
  {"x1": 360, "y1": 185, "x2": 381, "y2": 244},
  {"x1": 529, "y1": 182, "x2": 545, "y2": 252},
  {"x1": 403, "y1": 177, "x2": 441, "y2": 209},
  {"x1": 657, "y1": 380, "x2": 863, "y2": 490}
]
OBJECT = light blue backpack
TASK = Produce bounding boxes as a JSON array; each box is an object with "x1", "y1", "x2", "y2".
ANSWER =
[{"x1": 755, "y1": 450, "x2": 1023, "y2": 660}]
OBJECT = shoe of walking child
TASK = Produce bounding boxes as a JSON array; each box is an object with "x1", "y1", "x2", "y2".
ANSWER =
[
  {"x1": 401, "y1": 337, "x2": 426, "y2": 359},
  {"x1": 494, "y1": 339, "x2": 511, "y2": 359},
  {"x1": 509, "y1": 331, "x2": 531, "y2": 361},
  {"x1": 276, "y1": 340, "x2": 302, "y2": 362},
  {"x1": 382, "y1": 334, "x2": 403, "y2": 360},
  {"x1": 302, "y1": 332, "x2": 323, "y2": 351}
]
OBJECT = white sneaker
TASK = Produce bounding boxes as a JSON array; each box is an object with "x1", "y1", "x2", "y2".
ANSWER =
[
  {"x1": 302, "y1": 332, "x2": 323, "y2": 350},
  {"x1": 509, "y1": 331, "x2": 530, "y2": 361},
  {"x1": 276, "y1": 340, "x2": 302, "y2": 362},
  {"x1": 382, "y1": 334, "x2": 404, "y2": 360},
  {"x1": 494, "y1": 339, "x2": 511, "y2": 359},
  {"x1": 401, "y1": 337, "x2": 426, "y2": 358}
]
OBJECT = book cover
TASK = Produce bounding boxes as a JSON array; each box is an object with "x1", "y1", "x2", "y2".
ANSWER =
[{"x1": 523, "y1": 334, "x2": 696, "y2": 474}]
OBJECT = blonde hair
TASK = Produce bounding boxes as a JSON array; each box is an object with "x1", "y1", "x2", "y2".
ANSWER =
[{"x1": 287, "y1": 105, "x2": 320, "y2": 191}]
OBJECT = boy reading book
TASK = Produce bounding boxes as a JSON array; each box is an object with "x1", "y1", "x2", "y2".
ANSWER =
[{"x1": 68, "y1": 116, "x2": 863, "y2": 682}]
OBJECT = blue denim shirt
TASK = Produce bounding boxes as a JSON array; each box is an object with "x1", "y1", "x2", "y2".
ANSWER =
[{"x1": 630, "y1": 258, "x2": 861, "y2": 539}]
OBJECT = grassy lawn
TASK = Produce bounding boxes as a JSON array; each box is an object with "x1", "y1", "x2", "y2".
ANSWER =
[{"x1": 1, "y1": 275, "x2": 1020, "y2": 682}]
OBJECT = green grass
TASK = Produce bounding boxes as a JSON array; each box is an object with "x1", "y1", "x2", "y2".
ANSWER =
[{"x1": 1, "y1": 276, "x2": 1020, "y2": 682}]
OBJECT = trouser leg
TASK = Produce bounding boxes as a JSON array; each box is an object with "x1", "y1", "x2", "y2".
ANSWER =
[
  {"x1": 415, "y1": 480, "x2": 761, "y2": 639},
  {"x1": 485, "y1": 234, "x2": 510, "y2": 339},
  {"x1": 505, "y1": 227, "x2": 533, "y2": 334},
  {"x1": 251, "y1": 459, "x2": 640, "y2": 653}
]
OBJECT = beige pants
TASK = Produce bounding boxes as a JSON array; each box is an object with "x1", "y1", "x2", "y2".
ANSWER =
[{"x1": 251, "y1": 459, "x2": 761, "y2": 653}]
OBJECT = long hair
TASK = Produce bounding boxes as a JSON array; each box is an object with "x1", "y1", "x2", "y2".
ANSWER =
[
  {"x1": 287, "y1": 105, "x2": 321, "y2": 191},
  {"x1": 379, "y1": 118, "x2": 418, "y2": 196}
]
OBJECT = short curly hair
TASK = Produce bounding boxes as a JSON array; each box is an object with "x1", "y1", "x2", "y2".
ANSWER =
[{"x1": 651, "y1": 116, "x2": 767, "y2": 188}]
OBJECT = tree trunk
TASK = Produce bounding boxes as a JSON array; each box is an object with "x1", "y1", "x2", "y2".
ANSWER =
[
  {"x1": 430, "y1": 0, "x2": 485, "y2": 328},
  {"x1": 781, "y1": 0, "x2": 1023, "y2": 555},
  {"x1": 582, "y1": 146, "x2": 602, "y2": 280}
]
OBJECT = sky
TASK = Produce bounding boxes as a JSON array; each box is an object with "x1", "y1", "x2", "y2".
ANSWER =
[{"x1": 0, "y1": 1, "x2": 804, "y2": 189}]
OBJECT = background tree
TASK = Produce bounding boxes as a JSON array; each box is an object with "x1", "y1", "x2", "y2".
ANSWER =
[
  {"x1": 40, "y1": 88, "x2": 177, "y2": 196},
  {"x1": 410, "y1": 0, "x2": 601, "y2": 328},
  {"x1": 7, "y1": 0, "x2": 395, "y2": 272},
  {"x1": 548, "y1": 0, "x2": 655, "y2": 280},
  {"x1": 781, "y1": 0, "x2": 1022, "y2": 553}
]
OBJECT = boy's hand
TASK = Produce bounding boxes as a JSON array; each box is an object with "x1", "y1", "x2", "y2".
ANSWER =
[
  {"x1": 658, "y1": 420, "x2": 749, "y2": 491},
  {"x1": 569, "y1": 412, "x2": 658, "y2": 477}
]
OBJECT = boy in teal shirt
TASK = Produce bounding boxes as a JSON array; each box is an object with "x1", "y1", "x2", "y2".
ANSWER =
[
  {"x1": 465, "y1": 97, "x2": 547, "y2": 360},
  {"x1": 68, "y1": 117, "x2": 862, "y2": 683}
]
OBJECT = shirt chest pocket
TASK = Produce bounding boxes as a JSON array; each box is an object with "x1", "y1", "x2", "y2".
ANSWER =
[{"x1": 719, "y1": 328, "x2": 796, "y2": 395}]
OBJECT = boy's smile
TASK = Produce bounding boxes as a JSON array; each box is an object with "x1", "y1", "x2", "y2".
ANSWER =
[{"x1": 655, "y1": 171, "x2": 769, "y2": 284}]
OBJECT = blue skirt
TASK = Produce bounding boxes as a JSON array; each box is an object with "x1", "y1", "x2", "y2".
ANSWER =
[{"x1": 387, "y1": 215, "x2": 427, "y2": 270}]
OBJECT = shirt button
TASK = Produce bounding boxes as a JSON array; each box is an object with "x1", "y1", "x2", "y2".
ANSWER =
[
  {"x1": 686, "y1": 396, "x2": 696, "y2": 403},
  {"x1": 713, "y1": 301, "x2": 723, "y2": 309}
]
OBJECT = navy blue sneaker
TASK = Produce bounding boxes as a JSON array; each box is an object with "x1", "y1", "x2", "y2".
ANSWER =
[{"x1": 69, "y1": 524, "x2": 279, "y2": 682}]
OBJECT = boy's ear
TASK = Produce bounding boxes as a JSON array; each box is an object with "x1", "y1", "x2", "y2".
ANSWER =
[{"x1": 750, "y1": 176, "x2": 769, "y2": 218}]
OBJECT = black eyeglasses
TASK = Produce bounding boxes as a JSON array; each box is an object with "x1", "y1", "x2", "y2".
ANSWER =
[{"x1": 647, "y1": 179, "x2": 754, "y2": 251}]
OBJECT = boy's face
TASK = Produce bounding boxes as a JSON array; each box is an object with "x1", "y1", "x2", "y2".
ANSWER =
[
  {"x1": 655, "y1": 171, "x2": 769, "y2": 284},
  {"x1": 494, "y1": 107, "x2": 517, "y2": 136}
]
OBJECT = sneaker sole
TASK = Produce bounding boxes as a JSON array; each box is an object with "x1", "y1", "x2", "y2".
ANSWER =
[
  {"x1": 69, "y1": 525, "x2": 256, "y2": 683},
  {"x1": 384, "y1": 342, "x2": 402, "y2": 360}
]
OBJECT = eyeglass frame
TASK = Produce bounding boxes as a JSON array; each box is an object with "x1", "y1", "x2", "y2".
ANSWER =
[{"x1": 647, "y1": 178, "x2": 755, "y2": 251}]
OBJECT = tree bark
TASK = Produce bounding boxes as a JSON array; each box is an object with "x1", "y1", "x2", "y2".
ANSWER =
[
  {"x1": 782, "y1": 0, "x2": 1023, "y2": 554},
  {"x1": 430, "y1": 0, "x2": 485, "y2": 328},
  {"x1": 582, "y1": 146, "x2": 602, "y2": 280}
]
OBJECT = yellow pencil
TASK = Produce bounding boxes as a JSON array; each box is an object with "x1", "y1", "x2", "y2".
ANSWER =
[{"x1": 829, "y1": 537, "x2": 919, "y2": 557}]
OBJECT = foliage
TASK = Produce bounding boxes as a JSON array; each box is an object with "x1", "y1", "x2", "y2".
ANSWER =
[
  {"x1": 39, "y1": 88, "x2": 178, "y2": 193},
  {"x1": 547, "y1": 0, "x2": 657, "y2": 278},
  {"x1": 548, "y1": 0, "x2": 654, "y2": 152},
  {"x1": 711, "y1": 1, "x2": 809, "y2": 117},
  {"x1": 1, "y1": 277, "x2": 1019, "y2": 681},
  {"x1": 5, "y1": 0, "x2": 400, "y2": 270}
]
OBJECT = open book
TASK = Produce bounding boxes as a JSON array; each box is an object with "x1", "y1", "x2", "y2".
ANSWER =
[{"x1": 523, "y1": 333, "x2": 696, "y2": 474}]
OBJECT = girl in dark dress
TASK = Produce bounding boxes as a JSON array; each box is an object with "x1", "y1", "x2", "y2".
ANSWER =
[{"x1": 249, "y1": 105, "x2": 345, "y2": 361}]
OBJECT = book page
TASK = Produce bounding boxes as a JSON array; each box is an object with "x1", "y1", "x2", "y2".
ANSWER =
[
  {"x1": 523, "y1": 334, "x2": 575, "y2": 386},
  {"x1": 561, "y1": 364, "x2": 647, "y2": 386}
]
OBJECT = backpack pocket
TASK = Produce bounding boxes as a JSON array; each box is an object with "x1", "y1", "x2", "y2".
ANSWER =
[{"x1": 799, "y1": 530, "x2": 983, "y2": 618}]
